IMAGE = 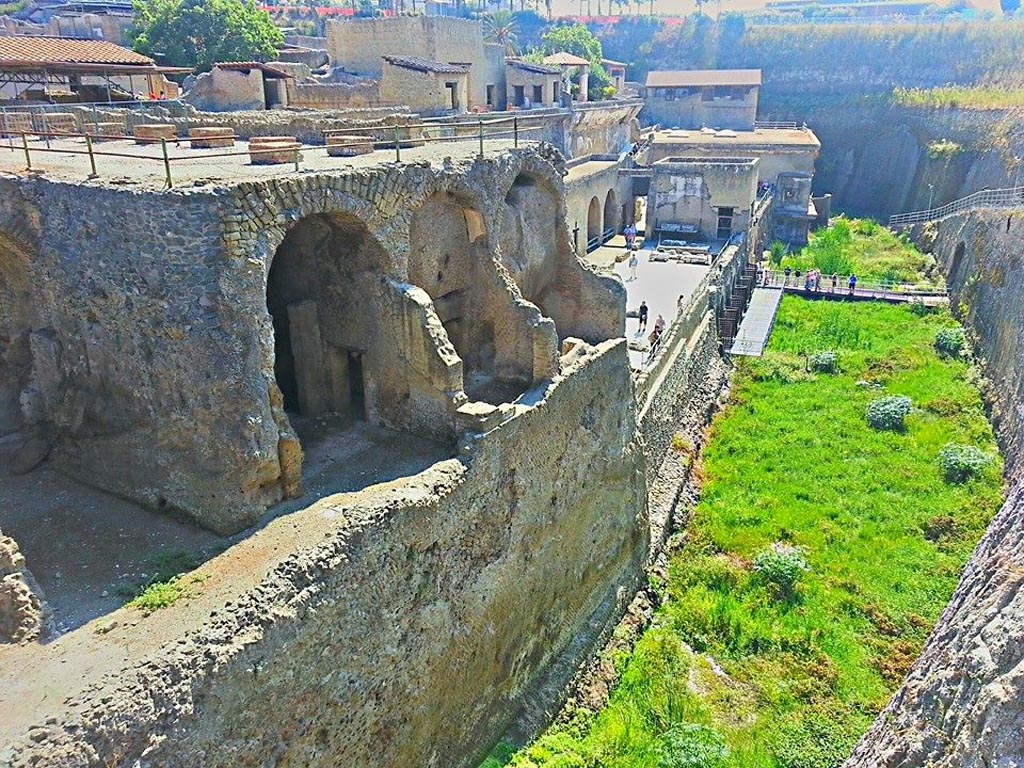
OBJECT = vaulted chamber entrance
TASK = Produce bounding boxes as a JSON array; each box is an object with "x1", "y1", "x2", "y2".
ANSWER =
[
  {"x1": 267, "y1": 213, "x2": 383, "y2": 423},
  {"x1": 409, "y1": 190, "x2": 532, "y2": 405},
  {"x1": 266, "y1": 212, "x2": 455, "y2": 506}
]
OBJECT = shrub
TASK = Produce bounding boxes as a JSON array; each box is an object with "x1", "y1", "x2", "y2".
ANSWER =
[
  {"x1": 753, "y1": 542, "x2": 809, "y2": 596},
  {"x1": 866, "y1": 395, "x2": 913, "y2": 431},
  {"x1": 808, "y1": 350, "x2": 838, "y2": 373},
  {"x1": 126, "y1": 576, "x2": 188, "y2": 613},
  {"x1": 656, "y1": 724, "x2": 728, "y2": 768},
  {"x1": 769, "y1": 240, "x2": 787, "y2": 267},
  {"x1": 937, "y1": 443, "x2": 993, "y2": 483},
  {"x1": 934, "y1": 326, "x2": 966, "y2": 357}
]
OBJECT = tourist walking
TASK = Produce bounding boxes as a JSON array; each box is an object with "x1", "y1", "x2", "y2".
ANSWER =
[
  {"x1": 784, "y1": 266, "x2": 792, "y2": 285},
  {"x1": 638, "y1": 300, "x2": 649, "y2": 332},
  {"x1": 628, "y1": 252, "x2": 639, "y2": 281},
  {"x1": 848, "y1": 274, "x2": 858, "y2": 295},
  {"x1": 654, "y1": 314, "x2": 666, "y2": 335},
  {"x1": 624, "y1": 224, "x2": 636, "y2": 251},
  {"x1": 831, "y1": 273, "x2": 838, "y2": 292}
]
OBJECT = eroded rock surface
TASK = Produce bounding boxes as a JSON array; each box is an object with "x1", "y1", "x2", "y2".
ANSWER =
[{"x1": 0, "y1": 527, "x2": 50, "y2": 644}]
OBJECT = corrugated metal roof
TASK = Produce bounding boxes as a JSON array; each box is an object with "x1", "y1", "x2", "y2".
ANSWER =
[
  {"x1": 0, "y1": 35, "x2": 155, "y2": 67},
  {"x1": 506, "y1": 59, "x2": 560, "y2": 75},
  {"x1": 645, "y1": 68, "x2": 762, "y2": 88},
  {"x1": 381, "y1": 55, "x2": 468, "y2": 75},
  {"x1": 543, "y1": 52, "x2": 590, "y2": 66},
  {"x1": 216, "y1": 61, "x2": 294, "y2": 78}
]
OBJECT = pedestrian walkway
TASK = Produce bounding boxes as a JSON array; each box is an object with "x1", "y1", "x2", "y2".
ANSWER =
[
  {"x1": 729, "y1": 286, "x2": 784, "y2": 357},
  {"x1": 762, "y1": 270, "x2": 948, "y2": 306}
]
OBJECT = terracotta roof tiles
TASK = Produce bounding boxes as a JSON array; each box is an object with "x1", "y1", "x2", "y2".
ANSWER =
[{"x1": 0, "y1": 35, "x2": 155, "y2": 67}]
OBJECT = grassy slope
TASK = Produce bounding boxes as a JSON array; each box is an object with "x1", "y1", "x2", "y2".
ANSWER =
[
  {"x1": 497, "y1": 296, "x2": 1004, "y2": 768},
  {"x1": 779, "y1": 219, "x2": 941, "y2": 287}
]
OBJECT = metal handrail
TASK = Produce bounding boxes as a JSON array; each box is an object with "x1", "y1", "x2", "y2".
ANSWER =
[
  {"x1": 889, "y1": 185, "x2": 1024, "y2": 227},
  {"x1": 754, "y1": 120, "x2": 801, "y2": 130},
  {"x1": 760, "y1": 269, "x2": 947, "y2": 297}
]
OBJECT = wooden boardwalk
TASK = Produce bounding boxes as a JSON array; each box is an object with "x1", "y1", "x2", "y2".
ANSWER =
[{"x1": 729, "y1": 286, "x2": 784, "y2": 357}]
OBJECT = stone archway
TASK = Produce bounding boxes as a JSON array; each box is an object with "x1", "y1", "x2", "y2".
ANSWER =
[
  {"x1": 267, "y1": 212, "x2": 387, "y2": 423},
  {"x1": 409, "y1": 190, "x2": 533, "y2": 404},
  {"x1": 603, "y1": 188, "x2": 619, "y2": 237},
  {"x1": 587, "y1": 196, "x2": 602, "y2": 246}
]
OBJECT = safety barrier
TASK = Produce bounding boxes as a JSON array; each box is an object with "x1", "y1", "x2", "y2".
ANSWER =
[{"x1": 889, "y1": 185, "x2": 1024, "y2": 227}]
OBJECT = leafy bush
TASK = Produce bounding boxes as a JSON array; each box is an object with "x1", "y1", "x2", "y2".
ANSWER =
[
  {"x1": 934, "y1": 326, "x2": 966, "y2": 357},
  {"x1": 753, "y1": 542, "x2": 810, "y2": 596},
  {"x1": 866, "y1": 395, "x2": 913, "y2": 431},
  {"x1": 938, "y1": 443, "x2": 993, "y2": 483},
  {"x1": 808, "y1": 350, "x2": 838, "y2": 373},
  {"x1": 769, "y1": 240, "x2": 787, "y2": 267},
  {"x1": 656, "y1": 724, "x2": 728, "y2": 768},
  {"x1": 126, "y1": 576, "x2": 188, "y2": 613}
]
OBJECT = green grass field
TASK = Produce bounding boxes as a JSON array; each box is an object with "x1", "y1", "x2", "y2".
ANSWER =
[
  {"x1": 490, "y1": 295, "x2": 1004, "y2": 768},
  {"x1": 777, "y1": 219, "x2": 941, "y2": 287}
]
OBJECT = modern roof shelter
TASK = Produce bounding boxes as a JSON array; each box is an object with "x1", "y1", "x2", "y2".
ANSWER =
[{"x1": 0, "y1": 36, "x2": 190, "y2": 100}]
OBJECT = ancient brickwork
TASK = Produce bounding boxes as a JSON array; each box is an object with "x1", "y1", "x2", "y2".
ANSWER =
[
  {"x1": 0, "y1": 339, "x2": 647, "y2": 768},
  {"x1": 0, "y1": 146, "x2": 623, "y2": 535}
]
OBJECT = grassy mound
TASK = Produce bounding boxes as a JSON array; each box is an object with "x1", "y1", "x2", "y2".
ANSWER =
[
  {"x1": 493, "y1": 298, "x2": 1003, "y2": 768},
  {"x1": 778, "y1": 218, "x2": 941, "y2": 287}
]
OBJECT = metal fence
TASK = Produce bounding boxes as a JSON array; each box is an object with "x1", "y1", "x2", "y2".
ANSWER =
[
  {"x1": 0, "y1": 116, "x2": 546, "y2": 189},
  {"x1": 889, "y1": 185, "x2": 1024, "y2": 227},
  {"x1": 760, "y1": 269, "x2": 948, "y2": 299}
]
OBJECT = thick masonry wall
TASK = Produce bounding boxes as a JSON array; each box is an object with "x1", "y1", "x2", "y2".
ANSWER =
[
  {"x1": 847, "y1": 208, "x2": 1024, "y2": 768},
  {"x1": 0, "y1": 340, "x2": 648, "y2": 768},
  {"x1": 0, "y1": 146, "x2": 624, "y2": 534}
]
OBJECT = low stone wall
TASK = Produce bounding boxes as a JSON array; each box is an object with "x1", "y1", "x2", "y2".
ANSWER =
[
  {"x1": 846, "y1": 208, "x2": 1024, "y2": 768},
  {"x1": 0, "y1": 340, "x2": 648, "y2": 768},
  {"x1": 635, "y1": 239, "x2": 747, "y2": 492},
  {"x1": 286, "y1": 80, "x2": 381, "y2": 110}
]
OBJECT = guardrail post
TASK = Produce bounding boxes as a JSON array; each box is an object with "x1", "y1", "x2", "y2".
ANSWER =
[
  {"x1": 1, "y1": 109, "x2": 10, "y2": 151},
  {"x1": 513, "y1": 115, "x2": 518, "y2": 148},
  {"x1": 41, "y1": 111, "x2": 50, "y2": 149},
  {"x1": 161, "y1": 138, "x2": 172, "y2": 189},
  {"x1": 393, "y1": 126, "x2": 401, "y2": 162},
  {"x1": 21, "y1": 133, "x2": 31, "y2": 169},
  {"x1": 294, "y1": 144, "x2": 300, "y2": 173},
  {"x1": 85, "y1": 134, "x2": 98, "y2": 178},
  {"x1": 478, "y1": 118, "x2": 484, "y2": 158}
]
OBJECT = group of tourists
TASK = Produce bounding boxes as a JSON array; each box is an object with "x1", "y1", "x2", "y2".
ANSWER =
[
  {"x1": 774, "y1": 266, "x2": 859, "y2": 295},
  {"x1": 637, "y1": 301, "x2": 666, "y2": 364}
]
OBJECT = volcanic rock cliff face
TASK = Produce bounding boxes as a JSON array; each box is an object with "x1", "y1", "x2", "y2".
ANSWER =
[{"x1": 846, "y1": 209, "x2": 1024, "y2": 767}]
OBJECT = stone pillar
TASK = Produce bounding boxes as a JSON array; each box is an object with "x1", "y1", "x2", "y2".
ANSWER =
[{"x1": 579, "y1": 66, "x2": 589, "y2": 103}]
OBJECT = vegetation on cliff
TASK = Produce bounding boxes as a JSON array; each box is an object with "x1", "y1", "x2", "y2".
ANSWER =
[
  {"x1": 893, "y1": 85, "x2": 1024, "y2": 110},
  {"x1": 780, "y1": 218, "x2": 941, "y2": 287},
  {"x1": 493, "y1": 229, "x2": 1004, "y2": 767}
]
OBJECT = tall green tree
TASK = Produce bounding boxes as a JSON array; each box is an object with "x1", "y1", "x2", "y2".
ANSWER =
[
  {"x1": 132, "y1": 0, "x2": 284, "y2": 73},
  {"x1": 539, "y1": 24, "x2": 612, "y2": 91},
  {"x1": 483, "y1": 10, "x2": 519, "y2": 53}
]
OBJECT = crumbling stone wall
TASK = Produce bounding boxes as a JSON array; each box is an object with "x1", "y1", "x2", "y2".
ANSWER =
[
  {"x1": 0, "y1": 338, "x2": 647, "y2": 768},
  {"x1": 846, "y1": 208, "x2": 1024, "y2": 768},
  {"x1": 0, "y1": 145, "x2": 622, "y2": 534},
  {"x1": 0, "y1": 527, "x2": 50, "y2": 644}
]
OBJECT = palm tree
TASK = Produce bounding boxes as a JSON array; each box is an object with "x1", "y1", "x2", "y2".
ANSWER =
[{"x1": 483, "y1": 10, "x2": 519, "y2": 54}]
